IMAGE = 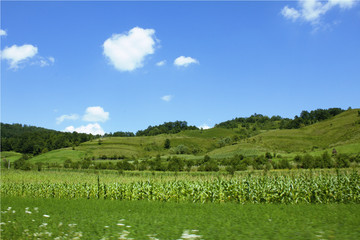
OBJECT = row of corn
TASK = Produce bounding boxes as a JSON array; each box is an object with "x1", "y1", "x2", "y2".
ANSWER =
[{"x1": 2, "y1": 171, "x2": 359, "y2": 203}]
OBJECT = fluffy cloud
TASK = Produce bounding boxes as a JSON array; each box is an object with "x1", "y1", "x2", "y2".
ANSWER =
[
  {"x1": 64, "y1": 123, "x2": 105, "y2": 135},
  {"x1": 156, "y1": 60, "x2": 166, "y2": 66},
  {"x1": 281, "y1": 6, "x2": 301, "y2": 21},
  {"x1": 103, "y1": 27, "x2": 157, "y2": 72},
  {"x1": 198, "y1": 124, "x2": 211, "y2": 130},
  {"x1": 174, "y1": 56, "x2": 199, "y2": 67},
  {"x1": 83, "y1": 106, "x2": 109, "y2": 122},
  {"x1": 161, "y1": 95, "x2": 173, "y2": 102},
  {"x1": 0, "y1": 29, "x2": 7, "y2": 36},
  {"x1": 56, "y1": 114, "x2": 79, "y2": 124},
  {"x1": 281, "y1": 0, "x2": 357, "y2": 24},
  {"x1": 1, "y1": 44, "x2": 38, "y2": 69}
]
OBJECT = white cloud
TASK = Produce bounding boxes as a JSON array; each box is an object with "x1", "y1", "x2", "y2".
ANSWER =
[
  {"x1": 174, "y1": 56, "x2": 199, "y2": 67},
  {"x1": 33, "y1": 56, "x2": 55, "y2": 67},
  {"x1": 156, "y1": 60, "x2": 166, "y2": 66},
  {"x1": 161, "y1": 95, "x2": 173, "y2": 102},
  {"x1": 281, "y1": 6, "x2": 301, "y2": 21},
  {"x1": 0, "y1": 29, "x2": 7, "y2": 36},
  {"x1": 281, "y1": 0, "x2": 357, "y2": 25},
  {"x1": 48, "y1": 57, "x2": 55, "y2": 63},
  {"x1": 64, "y1": 123, "x2": 105, "y2": 135},
  {"x1": 198, "y1": 124, "x2": 211, "y2": 130},
  {"x1": 103, "y1": 27, "x2": 157, "y2": 72},
  {"x1": 56, "y1": 114, "x2": 79, "y2": 124},
  {"x1": 1, "y1": 44, "x2": 38, "y2": 69},
  {"x1": 83, "y1": 106, "x2": 109, "y2": 122}
]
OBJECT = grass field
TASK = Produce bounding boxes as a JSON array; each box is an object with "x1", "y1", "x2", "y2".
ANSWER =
[{"x1": 1, "y1": 196, "x2": 360, "y2": 240}]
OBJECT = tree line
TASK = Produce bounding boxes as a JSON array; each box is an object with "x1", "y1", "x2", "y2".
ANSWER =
[
  {"x1": 7, "y1": 151, "x2": 359, "y2": 172},
  {"x1": 1, "y1": 123, "x2": 96, "y2": 155},
  {"x1": 215, "y1": 108, "x2": 345, "y2": 130},
  {"x1": 135, "y1": 121, "x2": 198, "y2": 136}
]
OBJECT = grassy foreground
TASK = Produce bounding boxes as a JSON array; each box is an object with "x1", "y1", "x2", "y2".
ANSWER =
[{"x1": 1, "y1": 196, "x2": 360, "y2": 240}]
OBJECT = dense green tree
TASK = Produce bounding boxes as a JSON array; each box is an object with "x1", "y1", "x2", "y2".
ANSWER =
[
  {"x1": 167, "y1": 156, "x2": 185, "y2": 172},
  {"x1": 1, "y1": 123, "x2": 94, "y2": 154},
  {"x1": 136, "y1": 121, "x2": 198, "y2": 136},
  {"x1": 164, "y1": 139, "x2": 171, "y2": 149}
]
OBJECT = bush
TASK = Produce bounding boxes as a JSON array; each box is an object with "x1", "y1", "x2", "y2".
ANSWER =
[
  {"x1": 71, "y1": 161, "x2": 80, "y2": 169},
  {"x1": 164, "y1": 139, "x2": 171, "y2": 149},
  {"x1": 335, "y1": 154, "x2": 350, "y2": 168},
  {"x1": 14, "y1": 158, "x2": 32, "y2": 171},
  {"x1": 302, "y1": 154, "x2": 315, "y2": 169},
  {"x1": 63, "y1": 159, "x2": 73, "y2": 168},
  {"x1": 167, "y1": 156, "x2": 185, "y2": 172},
  {"x1": 170, "y1": 145, "x2": 190, "y2": 154},
  {"x1": 320, "y1": 151, "x2": 333, "y2": 168},
  {"x1": 275, "y1": 159, "x2": 291, "y2": 169}
]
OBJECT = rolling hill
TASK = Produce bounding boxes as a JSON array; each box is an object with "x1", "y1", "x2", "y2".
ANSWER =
[{"x1": 20, "y1": 108, "x2": 360, "y2": 164}]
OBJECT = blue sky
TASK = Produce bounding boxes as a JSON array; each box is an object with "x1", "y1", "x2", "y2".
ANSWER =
[{"x1": 1, "y1": 1, "x2": 360, "y2": 135}]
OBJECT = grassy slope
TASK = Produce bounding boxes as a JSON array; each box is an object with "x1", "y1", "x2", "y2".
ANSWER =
[
  {"x1": 0, "y1": 151, "x2": 22, "y2": 163},
  {"x1": 209, "y1": 109, "x2": 360, "y2": 158},
  {"x1": 28, "y1": 128, "x2": 236, "y2": 163},
  {"x1": 255, "y1": 109, "x2": 360, "y2": 152},
  {"x1": 28, "y1": 109, "x2": 360, "y2": 163}
]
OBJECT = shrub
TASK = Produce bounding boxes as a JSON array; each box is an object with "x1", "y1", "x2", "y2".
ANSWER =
[
  {"x1": 170, "y1": 145, "x2": 190, "y2": 154},
  {"x1": 335, "y1": 154, "x2": 350, "y2": 168},
  {"x1": 63, "y1": 159, "x2": 73, "y2": 168},
  {"x1": 167, "y1": 156, "x2": 185, "y2": 172},
  {"x1": 302, "y1": 154, "x2": 315, "y2": 169}
]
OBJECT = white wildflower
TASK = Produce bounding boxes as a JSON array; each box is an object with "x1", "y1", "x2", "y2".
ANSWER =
[
  {"x1": 12, "y1": 210, "x2": 16, "y2": 213},
  {"x1": 147, "y1": 234, "x2": 159, "y2": 240},
  {"x1": 74, "y1": 232, "x2": 83, "y2": 237},
  {"x1": 0, "y1": 222, "x2": 5, "y2": 225},
  {"x1": 39, "y1": 223, "x2": 48, "y2": 228},
  {"x1": 25, "y1": 210, "x2": 32, "y2": 214},
  {"x1": 179, "y1": 230, "x2": 202, "y2": 239},
  {"x1": 43, "y1": 214, "x2": 50, "y2": 218},
  {"x1": 7, "y1": 207, "x2": 12, "y2": 211},
  {"x1": 117, "y1": 223, "x2": 125, "y2": 226}
]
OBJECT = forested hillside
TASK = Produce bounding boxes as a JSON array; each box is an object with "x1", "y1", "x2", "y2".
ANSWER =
[
  {"x1": 0, "y1": 123, "x2": 95, "y2": 155},
  {"x1": 215, "y1": 108, "x2": 345, "y2": 130}
]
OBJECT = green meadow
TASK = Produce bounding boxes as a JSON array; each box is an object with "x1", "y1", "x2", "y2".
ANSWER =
[{"x1": 2, "y1": 197, "x2": 360, "y2": 240}]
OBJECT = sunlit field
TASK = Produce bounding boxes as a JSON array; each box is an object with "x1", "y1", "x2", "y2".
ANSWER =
[{"x1": 2, "y1": 196, "x2": 360, "y2": 240}]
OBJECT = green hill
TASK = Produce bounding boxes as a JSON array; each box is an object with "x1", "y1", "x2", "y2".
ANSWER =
[
  {"x1": 208, "y1": 109, "x2": 360, "y2": 159},
  {"x1": 25, "y1": 109, "x2": 360, "y2": 164},
  {"x1": 2, "y1": 109, "x2": 354, "y2": 164}
]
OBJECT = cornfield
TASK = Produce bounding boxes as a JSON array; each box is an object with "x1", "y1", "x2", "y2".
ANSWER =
[{"x1": 2, "y1": 171, "x2": 359, "y2": 203}]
